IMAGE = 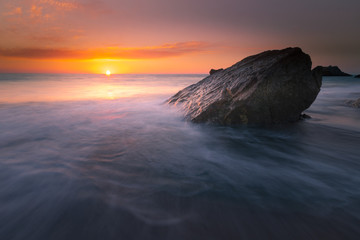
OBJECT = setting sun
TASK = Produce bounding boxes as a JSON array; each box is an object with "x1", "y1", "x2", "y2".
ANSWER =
[{"x1": 106, "y1": 70, "x2": 111, "y2": 76}]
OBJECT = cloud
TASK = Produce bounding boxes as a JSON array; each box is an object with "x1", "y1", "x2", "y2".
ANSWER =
[
  {"x1": 2, "y1": 0, "x2": 78, "y2": 21},
  {"x1": 0, "y1": 42, "x2": 210, "y2": 60},
  {"x1": 3, "y1": 7, "x2": 23, "y2": 16},
  {"x1": 28, "y1": 1, "x2": 78, "y2": 20},
  {"x1": 30, "y1": 5, "x2": 44, "y2": 18},
  {"x1": 39, "y1": 0, "x2": 78, "y2": 11},
  {"x1": 113, "y1": 42, "x2": 210, "y2": 59},
  {"x1": 0, "y1": 48, "x2": 82, "y2": 59}
]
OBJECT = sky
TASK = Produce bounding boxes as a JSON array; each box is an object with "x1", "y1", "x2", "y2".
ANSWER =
[{"x1": 0, "y1": 0, "x2": 359, "y2": 74}]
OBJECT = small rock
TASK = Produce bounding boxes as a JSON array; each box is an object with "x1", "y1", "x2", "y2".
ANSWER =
[
  {"x1": 300, "y1": 114, "x2": 312, "y2": 119},
  {"x1": 346, "y1": 98, "x2": 360, "y2": 108},
  {"x1": 209, "y1": 68, "x2": 223, "y2": 75}
]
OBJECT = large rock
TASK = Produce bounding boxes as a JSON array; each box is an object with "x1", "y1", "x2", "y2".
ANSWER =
[
  {"x1": 355, "y1": 74, "x2": 360, "y2": 78},
  {"x1": 168, "y1": 47, "x2": 322, "y2": 125},
  {"x1": 312, "y1": 65, "x2": 351, "y2": 76}
]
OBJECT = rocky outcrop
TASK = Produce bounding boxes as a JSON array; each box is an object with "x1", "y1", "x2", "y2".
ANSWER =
[
  {"x1": 168, "y1": 47, "x2": 322, "y2": 125},
  {"x1": 355, "y1": 74, "x2": 360, "y2": 78},
  {"x1": 312, "y1": 66, "x2": 351, "y2": 76},
  {"x1": 209, "y1": 68, "x2": 223, "y2": 75},
  {"x1": 345, "y1": 98, "x2": 360, "y2": 108}
]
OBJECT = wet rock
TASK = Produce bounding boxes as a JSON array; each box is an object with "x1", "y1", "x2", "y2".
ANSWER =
[
  {"x1": 168, "y1": 47, "x2": 322, "y2": 125},
  {"x1": 209, "y1": 68, "x2": 223, "y2": 75},
  {"x1": 312, "y1": 66, "x2": 351, "y2": 76},
  {"x1": 355, "y1": 74, "x2": 360, "y2": 78}
]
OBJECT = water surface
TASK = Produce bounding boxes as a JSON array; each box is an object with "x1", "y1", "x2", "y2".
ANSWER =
[{"x1": 0, "y1": 74, "x2": 360, "y2": 239}]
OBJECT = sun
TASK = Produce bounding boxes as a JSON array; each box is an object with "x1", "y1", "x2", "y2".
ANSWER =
[{"x1": 106, "y1": 70, "x2": 111, "y2": 76}]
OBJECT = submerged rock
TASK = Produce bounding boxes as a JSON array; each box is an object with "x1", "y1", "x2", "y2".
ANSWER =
[
  {"x1": 312, "y1": 65, "x2": 351, "y2": 76},
  {"x1": 168, "y1": 47, "x2": 322, "y2": 125},
  {"x1": 300, "y1": 113, "x2": 312, "y2": 119},
  {"x1": 209, "y1": 68, "x2": 223, "y2": 75},
  {"x1": 345, "y1": 98, "x2": 360, "y2": 108}
]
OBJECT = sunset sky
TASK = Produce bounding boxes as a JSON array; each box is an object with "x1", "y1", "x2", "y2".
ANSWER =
[{"x1": 0, "y1": 0, "x2": 359, "y2": 74}]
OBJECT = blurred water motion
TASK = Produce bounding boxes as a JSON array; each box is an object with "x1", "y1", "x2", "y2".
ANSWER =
[{"x1": 0, "y1": 74, "x2": 360, "y2": 240}]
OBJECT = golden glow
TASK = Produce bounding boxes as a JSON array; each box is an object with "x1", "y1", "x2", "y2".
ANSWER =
[
  {"x1": 0, "y1": 78, "x2": 186, "y2": 103},
  {"x1": 106, "y1": 70, "x2": 111, "y2": 76}
]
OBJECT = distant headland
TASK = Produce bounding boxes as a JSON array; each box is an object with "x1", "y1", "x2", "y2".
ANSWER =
[{"x1": 312, "y1": 65, "x2": 351, "y2": 76}]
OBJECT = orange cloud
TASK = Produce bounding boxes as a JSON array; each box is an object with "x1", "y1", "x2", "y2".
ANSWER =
[
  {"x1": 0, "y1": 41, "x2": 210, "y2": 60},
  {"x1": 2, "y1": 0, "x2": 77, "y2": 22},
  {"x1": 39, "y1": 0, "x2": 78, "y2": 11},
  {"x1": 3, "y1": 7, "x2": 23, "y2": 16},
  {"x1": 0, "y1": 48, "x2": 82, "y2": 59},
  {"x1": 30, "y1": 5, "x2": 43, "y2": 18}
]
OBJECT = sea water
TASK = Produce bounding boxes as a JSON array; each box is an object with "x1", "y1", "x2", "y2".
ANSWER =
[{"x1": 0, "y1": 74, "x2": 359, "y2": 239}]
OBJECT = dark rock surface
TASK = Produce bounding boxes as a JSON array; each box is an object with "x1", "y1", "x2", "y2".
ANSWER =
[
  {"x1": 168, "y1": 47, "x2": 322, "y2": 125},
  {"x1": 355, "y1": 74, "x2": 360, "y2": 78},
  {"x1": 345, "y1": 98, "x2": 360, "y2": 108},
  {"x1": 312, "y1": 65, "x2": 351, "y2": 76},
  {"x1": 209, "y1": 68, "x2": 223, "y2": 75}
]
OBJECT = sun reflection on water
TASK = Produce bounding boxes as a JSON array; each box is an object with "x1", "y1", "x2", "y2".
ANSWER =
[{"x1": 0, "y1": 74, "x2": 196, "y2": 103}]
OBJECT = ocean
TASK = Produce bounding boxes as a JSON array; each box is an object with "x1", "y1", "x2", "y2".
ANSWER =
[{"x1": 0, "y1": 74, "x2": 359, "y2": 239}]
